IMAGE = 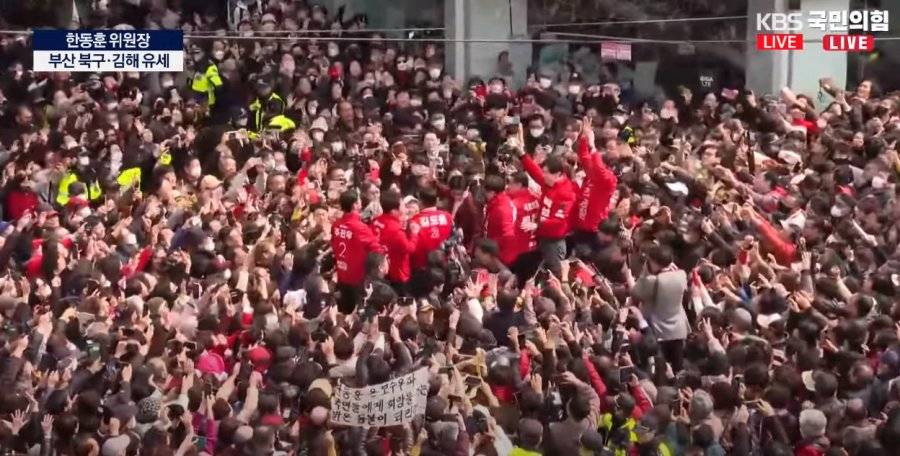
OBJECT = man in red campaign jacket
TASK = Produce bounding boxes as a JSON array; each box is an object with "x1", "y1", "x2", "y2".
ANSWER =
[
  {"x1": 483, "y1": 175, "x2": 516, "y2": 265},
  {"x1": 508, "y1": 172, "x2": 540, "y2": 256},
  {"x1": 331, "y1": 190, "x2": 385, "y2": 313},
  {"x1": 408, "y1": 186, "x2": 453, "y2": 270},
  {"x1": 507, "y1": 172, "x2": 542, "y2": 284},
  {"x1": 371, "y1": 189, "x2": 419, "y2": 293},
  {"x1": 519, "y1": 147, "x2": 577, "y2": 278},
  {"x1": 571, "y1": 119, "x2": 618, "y2": 253}
]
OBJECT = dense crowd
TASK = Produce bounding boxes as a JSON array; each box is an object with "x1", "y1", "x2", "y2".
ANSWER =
[{"x1": 0, "y1": 1, "x2": 899, "y2": 456}]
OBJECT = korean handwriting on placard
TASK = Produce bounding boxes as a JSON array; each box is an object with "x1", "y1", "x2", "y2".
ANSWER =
[{"x1": 330, "y1": 368, "x2": 429, "y2": 427}]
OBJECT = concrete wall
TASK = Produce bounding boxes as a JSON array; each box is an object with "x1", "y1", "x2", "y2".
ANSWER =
[
  {"x1": 444, "y1": 0, "x2": 531, "y2": 89},
  {"x1": 788, "y1": 0, "x2": 849, "y2": 96},
  {"x1": 745, "y1": 0, "x2": 790, "y2": 95}
]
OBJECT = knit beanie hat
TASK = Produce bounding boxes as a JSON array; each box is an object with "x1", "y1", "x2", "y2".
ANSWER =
[{"x1": 136, "y1": 396, "x2": 161, "y2": 424}]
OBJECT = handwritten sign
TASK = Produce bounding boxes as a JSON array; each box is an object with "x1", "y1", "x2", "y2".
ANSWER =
[{"x1": 331, "y1": 368, "x2": 429, "y2": 427}]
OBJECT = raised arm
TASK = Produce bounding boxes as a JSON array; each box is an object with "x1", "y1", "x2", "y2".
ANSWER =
[{"x1": 521, "y1": 153, "x2": 546, "y2": 188}]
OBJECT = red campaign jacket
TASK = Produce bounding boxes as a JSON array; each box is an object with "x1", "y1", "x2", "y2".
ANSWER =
[
  {"x1": 522, "y1": 154, "x2": 577, "y2": 240},
  {"x1": 331, "y1": 211, "x2": 385, "y2": 285},
  {"x1": 573, "y1": 137, "x2": 618, "y2": 232},
  {"x1": 408, "y1": 207, "x2": 453, "y2": 270},
  {"x1": 484, "y1": 191, "x2": 517, "y2": 265},
  {"x1": 508, "y1": 188, "x2": 540, "y2": 260},
  {"x1": 371, "y1": 213, "x2": 417, "y2": 284}
]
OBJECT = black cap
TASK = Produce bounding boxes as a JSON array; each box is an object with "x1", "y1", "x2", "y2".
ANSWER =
[
  {"x1": 230, "y1": 106, "x2": 248, "y2": 121},
  {"x1": 255, "y1": 78, "x2": 272, "y2": 92}
]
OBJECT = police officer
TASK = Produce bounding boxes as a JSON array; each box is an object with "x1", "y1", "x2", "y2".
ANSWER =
[
  {"x1": 189, "y1": 44, "x2": 224, "y2": 111},
  {"x1": 249, "y1": 79, "x2": 284, "y2": 132},
  {"x1": 57, "y1": 149, "x2": 102, "y2": 207},
  {"x1": 262, "y1": 97, "x2": 295, "y2": 133}
]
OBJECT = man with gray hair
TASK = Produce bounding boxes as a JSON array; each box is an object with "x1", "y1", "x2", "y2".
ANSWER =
[{"x1": 797, "y1": 409, "x2": 829, "y2": 456}]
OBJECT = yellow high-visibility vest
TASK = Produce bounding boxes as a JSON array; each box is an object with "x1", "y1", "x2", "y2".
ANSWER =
[
  {"x1": 57, "y1": 171, "x2": 102, "y2": 206},
  {"x1": 249, "y1": 92, "x2": 284, "y2": 131},
  {"x1": 158, "y1": 150, "x2": 172, "y2": 166},
  {"x1": 596, "y1": 414, "x2": 637, "y2": 456},
  {"x1": 117, "y1": 167, "x2": 142, "y2": 190},
  {"x1": 268, "y1": 114, "x2": 296, "y2": 132},
  {"x1": 191, "y1": 63, "x2": 223, "y2": 106}
]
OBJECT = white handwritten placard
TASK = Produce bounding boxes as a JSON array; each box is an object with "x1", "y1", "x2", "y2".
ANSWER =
[{"x1": 331, "y1": 368, "x2": 429, "y2": 427}]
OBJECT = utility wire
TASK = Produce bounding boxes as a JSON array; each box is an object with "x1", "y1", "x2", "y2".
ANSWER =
[
  {"x1": 185, "y1": 26, "x2": 445, "y2": 34},
  {"x1": 530, "y1": 15, "x2": 748, "y2": 29},
  {"x1": 4, "y1": 28, "x2": 898, "y2": 45}
]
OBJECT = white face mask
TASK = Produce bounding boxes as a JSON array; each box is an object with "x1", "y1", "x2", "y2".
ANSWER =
[
  {"x1": 110, "y1": 149, "x2": 122, "y2": 162},
  {"x1": 78, "y1": 156, "x2": 90, "y2": 167},
  {"x1": 331, "y1": 142, "x2": 344, "y2": 152},
  {"x1": 327, "y1": 46, "x2": 339, "y2": 57},
  {"x1": 428, "y1": 68, "x2": 441, "y2": 79},
  {"x1": 539, "y1": 78, "x2": 552, "y2": 89},
  {"x1": 123, "y1": 233, "x2": 137, "y2": 246},
  {"x1": 312, "y1": 131, "x2": 325, "y2": 142},
  {"x1": 188, "y1": 165, "x2": 202, "y2": 179},
  {"x1": 568, "y1": 85, "x2": 581, "y2": 95},
  {"x1": 410, "y1": 98, "x2": 422, "y2": 107}
]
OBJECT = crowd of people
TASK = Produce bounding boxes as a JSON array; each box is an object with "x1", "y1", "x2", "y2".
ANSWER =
[{"x1": 0, "y1": 1, "x2": 899, "y2": 456}]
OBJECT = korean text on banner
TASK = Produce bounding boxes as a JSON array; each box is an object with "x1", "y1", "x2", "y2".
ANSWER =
[
  {"x1": 600, "y1": 42, "x2": 632, "y2": 62},
  {"x1": 330, "y1": 368, "x2": 429, "y2": 427},
  {"x1": 32, "y1": 30, "x2": 184, "y2": 72}
]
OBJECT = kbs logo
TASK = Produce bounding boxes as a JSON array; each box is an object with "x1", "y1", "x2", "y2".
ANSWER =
[{"x1": 756, "y1": 13, "x2": 803, "y2": 32}]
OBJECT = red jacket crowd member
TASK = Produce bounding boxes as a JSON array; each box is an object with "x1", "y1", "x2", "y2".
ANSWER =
[
  {"x1": 520, "y1": 151, "x2": 577, "y2": 278},
  {"x1": 507, "y1": 172, "x2": 540, "y2": 265},
  {"x1": 571, "y1": 120, "x2": 618, "y2": 251},
  {"x1": 371, "y1": 189, "x2": 419, "y2": 292},
  {"x1": 408, "y1": 186, "x2": 453, "y2": 271},
  {"x1": 483, "y1": 175, "x2": 517, "y2": 265},
  {"x1": 331, "y1": 190, "x2": 385, "y2": 313}
]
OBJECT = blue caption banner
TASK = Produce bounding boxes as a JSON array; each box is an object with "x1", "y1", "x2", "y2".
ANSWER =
[{"x1": 32, "y1": 30, "x2": 183, "y2": 51}]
